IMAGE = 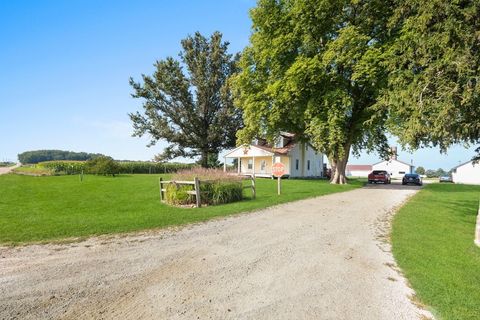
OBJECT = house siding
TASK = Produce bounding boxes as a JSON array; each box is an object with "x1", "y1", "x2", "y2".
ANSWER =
[
  {"x1": 372, "y1": 160, "x2": 413, "y2": 179},
  {"x1": 452, "y1": 161, "x2": 480, "y2": 185}
]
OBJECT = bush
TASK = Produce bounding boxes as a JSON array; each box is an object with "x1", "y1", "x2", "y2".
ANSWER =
[
  {"x1": 85, "y1": 156, "x2": 120, "y2": 176},
  {"x1": 165, "y1": 168, "x2": 243, "y2": 206},
  {"x1": 165, "y1": 184, "x2": 193, "y2": 205}
]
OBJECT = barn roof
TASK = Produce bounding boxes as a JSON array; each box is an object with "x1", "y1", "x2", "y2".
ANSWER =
[{"x1": 372, "y1": 159, "x2": 414, "y2": 167}]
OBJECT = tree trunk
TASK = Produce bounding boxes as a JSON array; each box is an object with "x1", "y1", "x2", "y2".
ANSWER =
[
  {"x1": 330, "y1": 158, "x2": 348, "y2": 184},
  {"x1": 200, "y1": 150, "x2": 209, "y2": 168},
  {"x1": 329, "y1": 144, "x2": 351, "y2": 185}
]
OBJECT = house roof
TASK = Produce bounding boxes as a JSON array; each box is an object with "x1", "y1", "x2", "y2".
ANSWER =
[
  {"x1": 254, "y1": 142, "x2": 296, "y2": 155},
  {"x1": 346, "y1": 164, "x2": 372, "y2": 171},
  {"x1": 451, "y1": 160, "x2": 478, "y2": 170},
  {"x1": 372, "y1": 159, "x2": 414, "y2": 167}
]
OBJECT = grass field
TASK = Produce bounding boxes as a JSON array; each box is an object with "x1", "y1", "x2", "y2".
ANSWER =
[
  {"x1": 12, "y1": 165, "x2": 52, "y2": 175},
  {"x1": 0, "y1": 174, "x2": 362, "y2": 245},
  {"x1": 392, "y1": 183, "x2": 480, "y2": 320}
]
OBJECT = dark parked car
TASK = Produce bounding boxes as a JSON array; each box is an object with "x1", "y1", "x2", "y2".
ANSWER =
[
  {"x1": 368, "y1": 170, "x2": 391, "y2": 184},
  {"x1": 402, "y1": 173, "x2": 423, "y2": 186}
]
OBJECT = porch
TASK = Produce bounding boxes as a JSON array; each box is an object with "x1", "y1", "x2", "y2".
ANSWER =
[{"x1": 223, "y1": 146, "x2": 290, "y2": 178}]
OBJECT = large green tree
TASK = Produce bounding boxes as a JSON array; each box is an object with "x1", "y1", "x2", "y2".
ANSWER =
[
  {"x1": 233, "y1": 0, "x2": 394, "y2": 184},
  {"x1": 382, "y1": 0, "x2": 480, "y2": 158},
  {"x1": 130, "y1": 32, "x2": 242, "y2": 167}
]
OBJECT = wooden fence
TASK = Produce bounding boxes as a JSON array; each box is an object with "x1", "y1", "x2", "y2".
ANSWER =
[{"x1": 159, "y1": 176, "x2": 256, "y2": 208}]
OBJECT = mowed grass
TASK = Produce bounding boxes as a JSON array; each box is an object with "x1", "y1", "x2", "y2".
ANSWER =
[
  {"x1": 392, "y1": 183, "x2": 480, "y2": 320},
  {"x1": 0, "y1": 174, "x2": 362, "y2": 245}
]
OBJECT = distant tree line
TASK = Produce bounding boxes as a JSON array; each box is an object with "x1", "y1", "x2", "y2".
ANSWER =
[
  {"x1": 18, "y1": 150, "x2": 104, "y2": 164},
  {"x1": 415, "y1": 166, "x2": 450, "y2": 178}
]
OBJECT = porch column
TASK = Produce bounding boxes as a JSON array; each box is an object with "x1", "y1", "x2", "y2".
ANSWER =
[
  {"x1": 271, "y1": 156, "x2": 275, "y2": 179},
  {"x1": 223, "y1": 157, "x2": 227, "y2": 172},
  {"x1": 237, "y1": 157, "x2": 240, "y2": 174}
]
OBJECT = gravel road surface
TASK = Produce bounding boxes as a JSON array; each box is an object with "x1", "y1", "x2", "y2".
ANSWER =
[
  {"x1": 0, "y1": 183, "x2": 432, "y2": 319},
  {"x1": 0, "y1": 163, "x2": 19, "y2": 175}
]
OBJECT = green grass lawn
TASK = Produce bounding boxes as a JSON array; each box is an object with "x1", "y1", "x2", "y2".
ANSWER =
[
  {"x1": 0, "y1": 174, "x2": 362, "y2": 245},
  {"x1": 392, "y1": 183, "x2": 480, "y2": 320}
]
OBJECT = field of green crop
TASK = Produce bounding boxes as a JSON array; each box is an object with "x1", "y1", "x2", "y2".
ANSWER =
[{"x1": 0, "y1": 174, "x2": 362, "y2": 245}]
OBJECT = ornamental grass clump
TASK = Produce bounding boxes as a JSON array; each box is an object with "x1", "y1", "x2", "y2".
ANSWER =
[{"x1": 166, "y1": 168, "x2": 243, "y2": 206}]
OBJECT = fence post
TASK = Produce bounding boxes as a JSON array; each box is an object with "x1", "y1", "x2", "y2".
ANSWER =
[
  {"x1": 159, "y1": 177, "x2": 163, "y2": 202},
  {"x1": 194, "y1": 177, "x2": 201, "y2": 208},
  {"x1": 251, "y1": 176, "x2": 256, "y2": 199}
]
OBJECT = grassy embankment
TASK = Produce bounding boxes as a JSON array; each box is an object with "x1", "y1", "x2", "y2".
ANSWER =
[
  {"x1": 0, "y1": 174, "x2": 362, "y2": 245},
  {"x1": 392, "y1": 183, "x2": 480, "y2": 320}
]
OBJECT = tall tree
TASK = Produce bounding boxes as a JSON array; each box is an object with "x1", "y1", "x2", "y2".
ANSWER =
[
  {"x1": 382, "y1": 0, "x2": 480, "y2": 157},
  {"x1": 129, "y1": 32, "x2": 242, "y2": 167},
  {"x1": 233, "y1": 0, "x2": 394, "y2": 184}
]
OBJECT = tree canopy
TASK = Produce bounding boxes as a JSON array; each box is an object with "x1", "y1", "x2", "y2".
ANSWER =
[
  {"x1": 233, "y1": 0, "x2": 393, "y2": 183},
  {"x1": 234, "y1": 0, "x2": 480, "y2": 183},
  {"x1": 129, "y1": 31, "x2": 243, "y2": 167},
  {"x1": 18, "y1": 150, "x2": 104, "y2": 164},
  {"x1": 383, "y1": 0, "x2": 480, "y2": 154},
  {"x1": 415, "y1": 166, "x2": 425, "y2": 175}
]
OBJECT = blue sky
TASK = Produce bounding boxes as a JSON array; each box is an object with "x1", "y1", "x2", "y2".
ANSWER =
[{"x1": 0, "y1": 0, "x2": 476, "y2": 170}]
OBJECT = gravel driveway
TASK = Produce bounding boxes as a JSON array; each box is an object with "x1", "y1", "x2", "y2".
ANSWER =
[
  {"x1": 0, "y1": 163, "x2": 19, "y2": 175},
  {"x1": 0, "y1": 183, "x2": 432, "y2": 319}
]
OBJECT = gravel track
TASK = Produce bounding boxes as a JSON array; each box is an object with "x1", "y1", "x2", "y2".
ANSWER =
[{"x1": 0, "y1": 183, "x2": 432, "y2": 319}]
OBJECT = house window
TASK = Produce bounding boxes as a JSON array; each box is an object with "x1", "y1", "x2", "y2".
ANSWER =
[
  {"x1": 248, "y1": 159, "x2": 253, "y2": 170},
  {"x1": 275, "y1": 156, "x2": 281, "y2": 163},
  {"x1": 260, "y1": 160, "x2": 266, "y2": 171},
  {"x1": 295, "y1": 159, "x2": 299, "y2": 170},
  {"x1": 307, "y1": 160, "x2": 310, "y2": 170}
]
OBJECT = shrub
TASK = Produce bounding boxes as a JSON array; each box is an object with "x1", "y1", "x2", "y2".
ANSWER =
[
  {"x1": 165, "y1": 184, "x2": 193, "y2": 205},
  {"x1": 165, "y1": 168, "x2": 243, "y2": 206},
  {"x1": 85, "y1": 156, "x2": 120, "y2": 176}
]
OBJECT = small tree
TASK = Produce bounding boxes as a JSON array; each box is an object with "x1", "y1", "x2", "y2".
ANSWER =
[
  {"x1": 415, "y1": 166, "x2": 425, "y2": 175},
  {"x1": 425, "y1": 169, "x2": 437, "y2": 178},
  {"x1": 436, "y1": 168, "x2": 447, "y2": 177},
  {"x1": 86, "y1": 156, "x2": 120, "y2": 177}
]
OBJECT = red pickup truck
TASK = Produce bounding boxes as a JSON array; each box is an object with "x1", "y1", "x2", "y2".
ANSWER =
[{"x1": 368, "y1": 170, "x2": 391, "y2": 184}]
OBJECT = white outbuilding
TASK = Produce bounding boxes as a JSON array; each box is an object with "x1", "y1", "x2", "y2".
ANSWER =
[
  {"x1": 452, "y1": 160, "x2": 480, "y2": 185},
  {"x1": 372, "y1": 159, "x2": 414, "y2": 179},
  {"x1": 346, "y1": 165, "x2": 372, "y2": 177}
]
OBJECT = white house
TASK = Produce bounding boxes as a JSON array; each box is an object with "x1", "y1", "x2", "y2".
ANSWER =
[
  {"x1": 452, "y1": 160, "x2": 480, "y2": 185},
  {"x1": 223, "y1": 133, "x2": 324, "y2": 178},
  {"x1": 346, "y1": 164, "x2": 372, "y2": 177},
  {"x1": 372, "y1": 159, "x2": 414, "y2": 178}
]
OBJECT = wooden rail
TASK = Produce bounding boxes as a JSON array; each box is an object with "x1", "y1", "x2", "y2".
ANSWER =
[{"x1": 159, "y1": 176, "x2": 256, "y2": 208}]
